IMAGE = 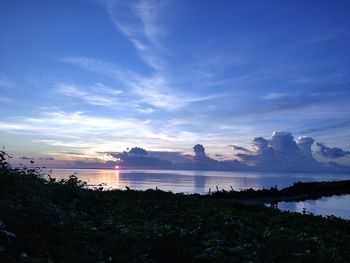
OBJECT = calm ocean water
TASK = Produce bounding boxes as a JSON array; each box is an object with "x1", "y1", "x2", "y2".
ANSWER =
[
  {"x1": 50, "y1": 169, "x2": 350, "y2": 219},
  {"x1": 276, "y1": 195, "x2": 350, "y2": 220}
]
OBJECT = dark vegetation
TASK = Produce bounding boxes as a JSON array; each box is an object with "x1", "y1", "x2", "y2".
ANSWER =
[
  {"x1": 1, "y1": 151, "x2": 350, "y2": 262},
  {"x1": 211, "y1": 180, "x2": 350, "y2": 203}
]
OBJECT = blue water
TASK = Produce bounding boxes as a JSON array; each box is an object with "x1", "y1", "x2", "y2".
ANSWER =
[
  {"x1": 50, "y1": 169, "x2": 350, "y2": 193},
  {"x1": 276, "y1": 195, "x2": 350, "y2": 220}
]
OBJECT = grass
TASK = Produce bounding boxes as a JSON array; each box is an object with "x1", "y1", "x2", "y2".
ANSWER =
[{"x1": 1, "y1": 153, "x2": 350, "y2": 262}]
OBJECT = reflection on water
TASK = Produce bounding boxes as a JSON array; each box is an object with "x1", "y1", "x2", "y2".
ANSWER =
[
  {"x1": 50, "y1": 169, "x2": 350, "y2": 194},
  {"x1": 276, "y1": 195, "x2": 350, "y2": 220}
]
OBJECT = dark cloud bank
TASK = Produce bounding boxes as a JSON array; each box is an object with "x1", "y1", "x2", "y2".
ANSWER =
[
  {"x1": 19, "y1": 156, "x2": 55, "y2": 161},
  {"x1": 74, "y1": 131, "x2": 350, "y2": 173}
]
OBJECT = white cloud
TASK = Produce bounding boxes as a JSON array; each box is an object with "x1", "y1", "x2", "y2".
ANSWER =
[
  {"x1": 235, "y1": 131, "x2": 350, "y2": 172},
  {"x1": 104, "y1": 0, "x2": 167, "y2": 70},
  {"x1": 62, "y1": 57, "x2": 136, "y2": 81},
  {"x1": 0, "y1": 108, "x2": 256, "y2": 157},
  {"x1": 56, "y1": 83, "x2": 122, "y2": 106},
  {"x1": 63, "y1": 56, "x2": 222, "y2": 111},
  {"x1": 61, "y1": 1, "x2": 226, "y2": 112}
]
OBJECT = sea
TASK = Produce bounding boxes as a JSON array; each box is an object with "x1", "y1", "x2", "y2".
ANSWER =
[{"x1": 50, "y1": 169, "x2": 350, "y2": 220}]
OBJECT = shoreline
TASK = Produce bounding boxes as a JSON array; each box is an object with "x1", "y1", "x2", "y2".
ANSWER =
[{"x1": 209, "y1": 179, "x2": 350, "y2": 204}]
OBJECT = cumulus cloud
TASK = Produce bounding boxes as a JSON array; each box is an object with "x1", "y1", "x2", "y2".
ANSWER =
[
  {"x1": 236, "y1": 131, "x2": 350, "y2": 172},
  {"x1": 193, "y1": 144, "x2": 205, "y2": 156},
  {"x1": 230, "y1": 145, "x2": 252, "y2": 153},
  {"x1": 297, "y1": 136, "x2": 315, "y2": 158},
  {"x1": 316, "y1": 143, "x2": 350, "y2": 159},
  {"x1": 103, "y1": 144, "x2": 248, "y2": 171},
  {"x1": 108, "y1": 147, "x2": 172, "y2": 168},
  {"x1": 191, "y1": 144, "x2": 248, "y2": 171},
  {"x1": 99, "y1": 135, "x2": 350, "y2": 172},
  {"x1": 269, "y1": 131, "x2": 300, "y2": 155},
  {"x1": 71, "y1": 135, "x2": 350, "y2": 172}
]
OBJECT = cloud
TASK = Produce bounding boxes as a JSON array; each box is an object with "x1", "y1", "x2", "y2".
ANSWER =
[
  {"x1": 87, "y1": 137, "x2": 350, "y2": 172},
  {"x1": 230, "y1": 145, "x2": 252, "y2": 153},
  {"x1": 39, "y1": 156, "x2": 55, "y2": 161},
  {"x1": 147, "y1": 151, "x2": 193, "y2": 164},
  {"x1": 316, "y1": 143, "x2": 350, "y2": 159},
  {"x1": 62, "y1": 57, "x2": 136, "y2": 82},
  {"x1": 18, "y1": 156, "x2": 55, "y2": 161},
  {"x1": 56, "y1": 83, "x2": 122, "y2": 106},
  {"x1": 104, "y1": 0, "x2": 167, "y2": 70},
  {"x1": 234, "y1": 91, "x2": 350, "y2": 118},
  {"x1": 193, "y1": 144, "x2": 205, "y2": 155},
  {"x1": 0, "y1": 110, "x2": 158, "y2": 151},
  {"x1": 269, "y1": 131, "x2": 300, "y2": 156},
  {"x1": 103, "y1": 145, "x2": 248, "y2": 171},
  {"x1": 297, "y1": 136, "x2": 315, "y2": 158},
  {"x1": 108, "y1": 147, "x2": 172, "y2": 168},
  {"x1": 299, "y1": 120, "x2": 350, "y2": 135},
  {"x1": 63, "y1": 56, "x2": 222, "y2": 111},
  {"x1": 19, "y1": 156, "x2": 34, "y2": 160},
  {"x1": 236, "y1": 131, "x2": 350, "y2": 172},
  {"x1": 0, "y1": 110, "x2": 225, "y2": 154},
  {"x1": 61, "y1": 1, "x2": 227, "y2": 113}
]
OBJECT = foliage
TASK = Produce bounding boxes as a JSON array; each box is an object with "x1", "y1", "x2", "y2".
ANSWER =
[
  {"x1": 1, "y1": 152, "x2": 350, "y2": 262},
  {"x1": 211, "y1": 180, "x2": 350, "y2": 202}
]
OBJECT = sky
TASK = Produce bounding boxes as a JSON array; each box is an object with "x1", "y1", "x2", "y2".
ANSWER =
[{"x1": 1, "y1": 0, "x2": 350, "y2": 168}]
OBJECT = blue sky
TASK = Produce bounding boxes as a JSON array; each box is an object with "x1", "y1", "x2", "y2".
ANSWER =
[{"x1": 1, "y1": 0, "x2": 350, "y2": 166}]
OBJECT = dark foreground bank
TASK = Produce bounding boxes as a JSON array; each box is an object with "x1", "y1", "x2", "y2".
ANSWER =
[
  {"x1": 210, "y1": 179, "x2": 350, "y2": 203},
  {"x1": 1, "y1": 155, "x2": 350, "y2": 262}
]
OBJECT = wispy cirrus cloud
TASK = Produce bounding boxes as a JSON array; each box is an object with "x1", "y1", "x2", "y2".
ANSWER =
[
  {"x1": 0, "y1": 110, "x2": 159, "y2": 152},
  {"x1": 60, "y1": 1, "x2": 225, "y2": 112},
  {"x1": 104, "y1": 0, "x2": 167, "y2": 70},
  {"x1": 56, "y1": 83, "x2": 122, "y2": 106},
  {"x1": 299, "y1": 120, "x2": 350, "y2": 135},
  {"x1": 0, "y1": 109, "x2": 254, "y2": 156},
  {"x1": 63, "y1": 56, "x2": 223, "y2": 111}
]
